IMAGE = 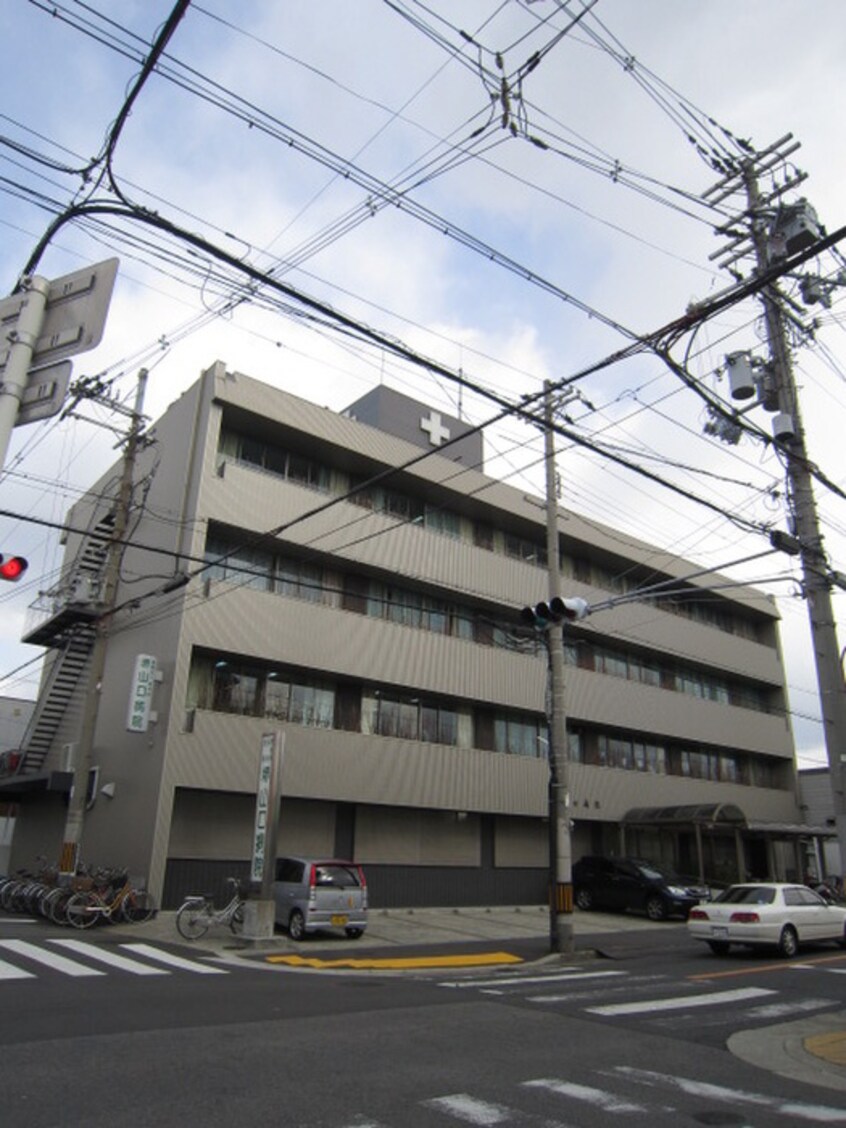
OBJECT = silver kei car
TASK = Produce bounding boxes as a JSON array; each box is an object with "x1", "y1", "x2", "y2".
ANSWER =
[
  {"x1": 272, "y1": 856, "x2": 368, "y2": 941},
  {"x1": 687, "y1": 882, "x2": 846, "y2": 958}
]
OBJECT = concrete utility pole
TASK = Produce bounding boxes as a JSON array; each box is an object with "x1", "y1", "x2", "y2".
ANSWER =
[
  {"x1": 705, "y1": 139, "x2": 846, "y2": 872},
  {"x1": 60, "y1": 368, "x2": 148, "y2": 874},
  {"x1": 543, "y1": 381, "x2": 575, "y2": 954},
  {"x1": 743, "y1": 169, "x2": 846, "y2": 871}
]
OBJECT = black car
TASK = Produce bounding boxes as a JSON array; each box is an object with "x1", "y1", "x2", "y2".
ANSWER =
[{"x1": 573, "y1": 856, "x2": 709, "y2": 921}]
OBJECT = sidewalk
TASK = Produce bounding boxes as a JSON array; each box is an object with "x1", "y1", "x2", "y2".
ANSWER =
[{"x1": 112, "y1": 903, "x2": 846, "y2": 1092}]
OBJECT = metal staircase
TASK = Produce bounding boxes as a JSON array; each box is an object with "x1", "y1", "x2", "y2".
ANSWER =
[
  {"x1": 16, "y1": 627, "x2": 96, "y2": 776},
  {"x1": 11, "y1": 512, "x2": 115, "y2": 779}
]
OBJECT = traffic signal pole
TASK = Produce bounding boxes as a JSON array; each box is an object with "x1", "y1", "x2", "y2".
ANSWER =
[{"x1": 542, "y1": 380, "x2": 575, "y2": 954}]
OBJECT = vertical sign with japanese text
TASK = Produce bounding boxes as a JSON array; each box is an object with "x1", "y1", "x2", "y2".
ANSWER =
[
  {"x1": 126, "y1": 654, "x2": 158, "y2": 733},
  {"x1": 251, "y1": 731, "x2": 284, "y2": 896}
]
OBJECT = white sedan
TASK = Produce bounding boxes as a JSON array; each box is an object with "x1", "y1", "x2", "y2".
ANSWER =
[{"x1": 687, "y1": 882, "x2": 846, "y2": 958}]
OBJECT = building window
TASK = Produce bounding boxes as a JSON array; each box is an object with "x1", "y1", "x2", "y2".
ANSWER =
[
  {"x1": 222, "y1": 430, "x2": 330, "y2": 492},
  {"x1": 205, "y1": 535, "x2": 273, "y2": 590},
  {"x1": 493, "y1": 715, "x2": 544, "y2": 758},
  {"x1": 197, "y1": 656, "x2": 335, "y2": 729},
  {"x1": 372, "y1": 693, "x2": 459, "y2": 746},
  {"x1": 275, "y1": 558, "x2": 324, "y2": 602},
  {"x1": 425, "y1": 506, "x2": 461, "y2": 538},
  {"x1": 562, "y1": 636, "x2": 771, "y2": 715}
]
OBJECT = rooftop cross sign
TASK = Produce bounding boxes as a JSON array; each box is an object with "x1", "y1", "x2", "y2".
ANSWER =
[{"x1": 420, "y1": 409, "x2": 450, "y2": 447}]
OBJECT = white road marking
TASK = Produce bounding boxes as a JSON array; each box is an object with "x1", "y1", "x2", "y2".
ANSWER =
[
  {"x1": 424, "y1": 1094, "x2": 513, "y2": 1125},
  {"x1": 747, "y1": 998, "x2": 833, "y2": 1019},
  {"x1": 438, "y1": 967, "x2": 585, "y2": 988},
  {"x1": 50, "y1": 938, "x2": 170, "y2": 975},
  {"x1": 616, "y1": 1067, "x2": 846, "y2": 1122},
  {"x1": 586, "y1": 985, "x2": 773, "y2": 1015},
  {"x1": 523, "y1": 1077, "x2": 646, "y2": 1113},
  {"x1": 0, "y1": 938, "x2": 105, "y2": 977},
  {"x1": 0, "y1": 957, "x2": 34, "y2": 980},
  {"x1": 119, "y1": 942, "x2": 228, "y2": 974}
]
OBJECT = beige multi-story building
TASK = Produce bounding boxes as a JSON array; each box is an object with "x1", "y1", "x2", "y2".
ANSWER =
[{"x1": 1, "y1": 361, "x2": 820, "y2": 906}]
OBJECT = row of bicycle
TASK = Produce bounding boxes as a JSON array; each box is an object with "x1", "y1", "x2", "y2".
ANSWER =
[{"x1": 0, "y1": 862, "x2": 157, "y2": 928}]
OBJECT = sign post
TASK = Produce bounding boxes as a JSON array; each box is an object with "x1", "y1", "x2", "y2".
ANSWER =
[{"x1": 243, "y1": 731, "x2": 284, "y2": 941}]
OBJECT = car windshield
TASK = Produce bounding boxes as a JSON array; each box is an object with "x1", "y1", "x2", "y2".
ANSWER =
[{"x1": 714, "y1": 885, "x2": 776, "y2": 905}]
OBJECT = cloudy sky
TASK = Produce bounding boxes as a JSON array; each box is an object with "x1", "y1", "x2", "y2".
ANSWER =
[{"x1": 0, "y1": 0, "x2": 844, "y2": 768}]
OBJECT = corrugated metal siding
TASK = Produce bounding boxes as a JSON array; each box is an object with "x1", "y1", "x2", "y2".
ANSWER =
[
  {"x1": 212, "y1": 368, "x2": 779, "y2": 619},
  {"x1": 169, "y1": 713, "x2": 550, "y2": 815},
  {"x1": 161, "y1": 858, "x2": 546, "y2": 910},
  {"x1": 566, "y1": 668, "x2": 792, "y2": 756},
  {"x1": 186, "y1": 582, "x2": 542, "y2": 710},
  {"x1": 203, "y1": 460, "x2": 783, "y2": 689}
]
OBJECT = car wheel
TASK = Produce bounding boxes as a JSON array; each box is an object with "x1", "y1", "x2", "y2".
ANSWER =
[
  {"x1": 345, "y1": 927, "x2": 364, "y2": 939},
  {"x1": 777, "y1": 925, "x2": 799, "y2": 959},
  {"x1": 645, "y1": 895, "x2": 667, "y2": 922},
  {"x1": 838, "y1": 925, "x2": 846, "y2": 950},
  {"x1": 575, "y1": 888, "x2": 593, "y2": 911},
  {"x1": 288, "y1": 908, "x2": 306, "y2": 941},
  {"x1": 706, "y1": 940, "x2": 730, "y2": 956}
]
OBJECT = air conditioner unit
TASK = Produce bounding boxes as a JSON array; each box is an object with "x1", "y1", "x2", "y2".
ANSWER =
[{"x1": 68, "y1": 575, "x2": 99, "y2": 604}]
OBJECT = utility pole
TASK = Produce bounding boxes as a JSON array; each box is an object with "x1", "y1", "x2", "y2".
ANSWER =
[
  {"x1": 543, "y1": 380, "x2": 574, "y2": 954},
  {"x1": 704, "y1": 138, "x2": 846, "y2": 872},
  {"x1": 60, "y1": 368, "x2": 148, "y2": 874}
]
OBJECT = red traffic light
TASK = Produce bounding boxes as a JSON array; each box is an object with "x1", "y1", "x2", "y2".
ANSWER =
[{"x1": 0, "y1": 555, "x2": 28, "y2": 581}]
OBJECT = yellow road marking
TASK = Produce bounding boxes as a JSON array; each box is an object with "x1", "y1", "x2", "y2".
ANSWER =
[
  {"x1": 805, "y1": 1032, "x2": 846, "y2": 1065},
  {"x1": 690, "y1": 951, "x2": 846, "y2": 981},
  {"x1": 266, "y1": 950, "x2": 524, "y2": 970}
]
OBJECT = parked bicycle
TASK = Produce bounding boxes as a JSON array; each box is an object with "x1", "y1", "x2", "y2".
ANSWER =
[
  {"x1": 65, "y1": 869, "x2": 156, "y2": 929},
  {"x1": 176, "y1": 877, "x2": 246, "y2": 940}
]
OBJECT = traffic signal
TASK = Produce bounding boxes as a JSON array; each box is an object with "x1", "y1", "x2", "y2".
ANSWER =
[
  {"x1": 0, "y1": 555, "x2": 28, "y2": 582},
  {"x1": 521, "y1": 595, "x2": 590, "y2": 628}
]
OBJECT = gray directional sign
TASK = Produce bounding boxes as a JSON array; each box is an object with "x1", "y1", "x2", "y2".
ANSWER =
[
  {"x1": 0, "y1": 257, "x2": 118, "y2": 427},
  {"x1": 14, "y1": 360, "x2": 72, "y2": 426}
]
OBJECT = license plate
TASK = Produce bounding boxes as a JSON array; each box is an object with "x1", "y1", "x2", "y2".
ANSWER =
[
  {"x1": 711, "y1": 926, "x2": 729, "y2": 939},
  {"x1": 330, "y1": 914, "x2": 349, "y2": 927}
]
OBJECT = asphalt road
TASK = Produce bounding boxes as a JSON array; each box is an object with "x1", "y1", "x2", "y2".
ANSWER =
[{"x1": 2, "y1": 910, "x2": 846, "y2": 1126}]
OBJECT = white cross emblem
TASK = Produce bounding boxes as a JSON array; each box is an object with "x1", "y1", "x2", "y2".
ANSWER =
[{"x1": 420, "y1": 410, "x2": 450, "y2": 447}]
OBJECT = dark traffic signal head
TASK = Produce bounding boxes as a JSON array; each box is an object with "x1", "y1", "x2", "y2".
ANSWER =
[
  {"x1": 0, "y1": 555, "x2": 28, "y2": 582},
  {"x1": 521, "y1": 595, "x2": 589, "y2": 628}
]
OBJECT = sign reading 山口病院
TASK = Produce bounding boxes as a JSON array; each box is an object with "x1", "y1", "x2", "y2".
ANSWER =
[{"x1": 126, "y1": 654, "x2": 158, "y2": 732}]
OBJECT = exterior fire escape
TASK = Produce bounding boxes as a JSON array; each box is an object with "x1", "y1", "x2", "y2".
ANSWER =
[{"x1": 1, "y1": 514, "x2": 115, "y2": 789}]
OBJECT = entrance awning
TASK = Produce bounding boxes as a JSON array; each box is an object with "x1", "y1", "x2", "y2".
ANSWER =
[
  {"x1": 623, "y1": 803, "x2": 746, "y2": 827},
  {"x1": 621, "y1": 803, "x2": 835, "y2": 882}
]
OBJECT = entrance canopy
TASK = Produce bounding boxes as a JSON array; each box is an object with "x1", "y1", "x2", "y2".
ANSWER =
[
  {"x1": 621, "y1": 803, "x2": 835, "y2": 885},
  {"x1": 623, "y1": 803, "x2": 746, "y2": 828}
]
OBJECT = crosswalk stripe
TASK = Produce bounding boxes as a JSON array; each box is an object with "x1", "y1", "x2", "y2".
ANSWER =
[
  {"x1": 587, "y1": 985, "x2": 774, "y2": 1016},
  {"x1": 0, "y1": 956, "x2": 34, "y2": 980},
  {"x1": 119, "y1": 942, "x2": 228, "y2": 974},
  {"x1": 615, "y1": 1067, "x2": 846, "y2": 1123},
  {"x1": 49, "y1": 939, "x2": 170, "y2": 975},
  {"x1": 440, "y1": 968, "x2": 626, "y2": 990},
  {"x1": 0, "y1": 938, "x2": 105, "y2": 977},
  {"x1": 424, "y1": 1094, "x2": 513, "y2": 1125},
  {"x1": 523, "y1": 1077, "x2": 647, "y2": 1113}
]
